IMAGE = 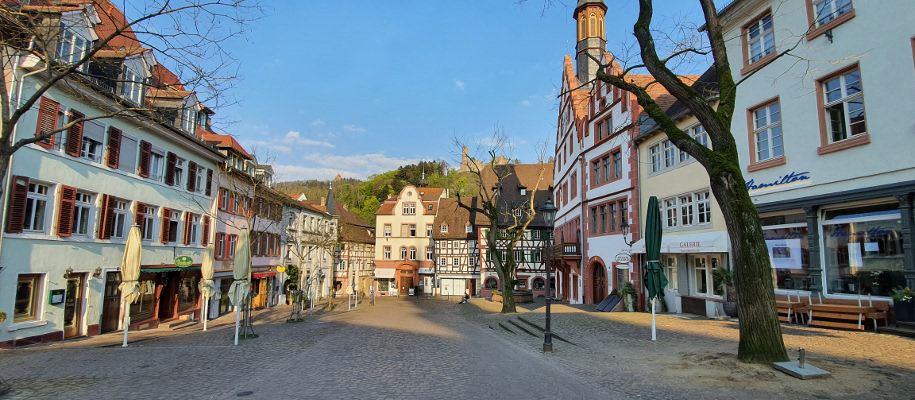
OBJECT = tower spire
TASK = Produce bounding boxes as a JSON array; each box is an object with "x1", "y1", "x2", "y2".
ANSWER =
[{"x1": 573, "y1": 0, "x2": 607, "y2": 87}]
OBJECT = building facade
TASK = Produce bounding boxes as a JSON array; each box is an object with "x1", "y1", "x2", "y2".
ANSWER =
[{"x1": 432, "y1": 198, "x2": 481, "y2": 297}]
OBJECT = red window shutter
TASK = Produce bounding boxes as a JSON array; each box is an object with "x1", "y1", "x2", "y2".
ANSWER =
[
  {"x1": 215, "y1": 233, "x2": 224, "y2": 258},
  {"x1": 56, "y1": 185, "x2": 77, "y2": 237},
  {"x1": 135, "y1": 201, "x2": 147, "y2": 234},
  {"x1": 65, "y1": 110, "x2": 85, "y2": 157},
  {"x1": 621, "y1": 91, "x2": 629, "y2": 112},
  {"x1": 35, "y1": 97, "x2": 60, "y2": 149},
  {"x1": 138, "y1": 141, "x2": 152, "y2": 177},
  {"x1": 98, "y1": 194, "x2": 115, "y2": 240},
  {"x1": 218, "y1": 188, "x2": 226, "y2": 211},
  {"x1": 161, "y1": 208, "x2": 172, "y2": 244},
  {"x1": 205, "y1": 169, "x2": 213, "y2": 196},
  {"x1": 5, "y1": 176, "x2": 29, "y2": 233},
  {"x1": 202, "y1": 215, "x2": 210, "y2": 245},
  {"x1": 183, "y1": 211, "x2": 192, "y2": 245},
  {"x1": 165, "y1": 152, "x2": 177, "y2": 186},
  {"x1": 187, "y1": 161, "x2": 198, "y2": 192},
  {"x1": 106, "y1": 126, "x2": 121, "y2": 169},
  {"x1": 251, "y1": 231, "x2": 259, "y2": 256},
  {"x1": 228, "y1": 192, "x2": 235, "y2": 214}
]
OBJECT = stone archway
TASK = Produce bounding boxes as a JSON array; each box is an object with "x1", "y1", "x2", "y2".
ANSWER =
[{"x1": 590, "y1": 263, "x2": 607, "y2": 304}]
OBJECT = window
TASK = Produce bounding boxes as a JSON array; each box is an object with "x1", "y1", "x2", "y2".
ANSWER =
[
  {"x1": 121, "y1": 68, "x2": 145, "y2": 105},
  {"x1": 56, "y1": 26, "x2": 88, "y2": 72},
  {"x1": 520, "y1": 188, "x2": 527, "y2": 196},
  {"x1": 813, "y1": 0, "x2": 852, "y2": 27},
  {"x1": 663, "y1": 140, "x2": 676, "y2": 168},
  {"x1": 609, "y1": 203, "x2": 617, "y2": 232},
  {"x1": 612, "y1": 151, "x2": 621, "y2": 179},
  {"x1": 600, "y1": 205, "x2": 607, "y2": 233},
  {"x1": 181, "y1": 106, "x2": 197, "y2": 134},
  {"x1": 591, "y1": 207, "x2": 598, "y2": 234},
  {"x1": 602, "y1": 157, "x2": 610, "y2": 183},
  {"x1": 166, "y1": 210, "x2": 179, "y2": 243},
  {"x1": 514, "y1": 208, "x2": 522, "y2": 217},
  {"x1": 426, "y1": 224, "x2": 433, "y2": 237},
  {"x1": 426, "y1": 246, "x2": 433, "y2": 260},
  {"x1": 409, "y1": 224, "x2": 416, "y2": 237},
  {"x1": 194, "y1": 166, "x2": 205, "y2": 193},
  {"x1": 15, "y1": 274, "x2": 41, "y2": 322},
  {"x1": 596, "y1": 120, "x2": 603, "y2": 140},
  {"x1": 384, "y1": 224, "x2": 391, "y2": 237},
  {"x1": 24, "y1": 182, "x2": 50, "y2": 232},
  {"x1": 514, "y1": 249, "x2": 524, "y2": 262},
  {"x1": 215, "y1": 233, "x2": 225, "y2": 258},
  {"x1": 664, "y1": 198, "x2": 678, "y2": 228},
  {"x1": 409, "y1": 247, "x2": 417, "y2": 260},
  {"x1": 440, "y1": 257, "x2": 447, "y2": 266},
  {"x1": 823, "y1": 69, "x2": 866, "y2": 143},
  {"x1": 680, "y1": 195, "x2": 694, "y2": 226},
  {"x1": 747, "y1": 14, "x2": 775, "y2": 64},
  {"x1": 79, "y1": 121, "x2": 105, "y2": 163},
  {"x1": 452, "y1": 241, "x2": 458, "y2": 248},
  {"x1": 666, "y1": 257, "x2": 679, "y2": 291},
  {"x1": 384, "y1": 246, "x2": 391, "y2": 260},
  {"x1": 72, "y1": 191, "x2": 92, "y2": 236},
  {"x1": 694, "y1": 257, "x2": 709, "y2": 295},
  {"x1": 227, "y1": 235, "x2": 237, "y2": 259},
  {"x1": 753, "y1": 101, "x2": 783, "y2": 162},
  {"x1": 188, "y1": 215, "x2": 200, "y2": 245},
  {"x1": 403, "y1": 202, "x2": 416, "y2": 215},
  {"x1": 149, "y1": 151, "x2": 165, "y2": 182},
  {"x1": 649, "y1": 145, "x2": 661, "y2": 172},
  {"x1": 469, "y1": 257, "x2": 477, "y2": 267},
  {"x1": 453, "y1": 258, "x2": 459, "y2": 266},
  {"x1": 117, "y1": 135, "x2": 138, "y2": 174},
  {"x1": 465, "y1": 225, "x2": 472, "y2": 233},
  {"x1": 428, "y1": 204, "x2": 433, "y2": 211},
  {"x1": 697, "y1": 192, "x2": 712, "y2": 224},
  {"x1": 441, "y1": 224, "x2": 448, "y2": 233},
  {"x1": 400, "y1": 246, "x2": 407, "y2": 260},
  {"x1": 592, "y1": 161, "x2": 601, "y2": 185}
]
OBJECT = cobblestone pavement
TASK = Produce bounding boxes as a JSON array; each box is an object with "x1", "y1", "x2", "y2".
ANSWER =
[
  {"x1": 456, "y1": 298, "x2": 915, "y2": 400},
  {"x1": 0, "y1": 297, "x2": 616, "y2": 399}
]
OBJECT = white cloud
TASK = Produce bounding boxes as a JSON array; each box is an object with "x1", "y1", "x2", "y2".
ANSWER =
[
  {"x1": 283, "y1": 131, "x2": 335, "y2": 148},
  {"x1": 301, "y1": 152, "x2": 421, "y2": 179},
  {"x1": 274, "y1": 165, "x2": 357, "y2": 182},
  {"x1": 521, "y1": 100, "x2": 531, "y2": 106},
  {"x1": 311, "y1": 119, "x2": 325, "y2": 126},
  {"x1": 343, "y1": 124, "x2": 366, "y2": 133},
  {"x1": 455, "y1": 80, "x2": 465, "y2": 90},
  {"x1": 239, "y1": 140, "x2": 291, "y2": 153}
]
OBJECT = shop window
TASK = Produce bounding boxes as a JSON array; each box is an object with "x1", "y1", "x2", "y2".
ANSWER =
[
  {"x1": 762, "y1": 213, "x2": 811, "y2": 291},
  {"x1": 532, "y1": 278, "x2": 545, "y2": 290},
  {"x1": 130, "y1": 279, "x2": 156, "y2": 321},
  {"x1": 484, "y1": 277, "x2": 498, "y2": 289},
  {"x1": 822, "y1": 204, "x2": 905, "y2": 296},
  {"x1": 178, "y1": 277, "x2": 198, "y2": 312},
  {"x1": 666, "y1": 257, "x2": 678, "y2": 291},
  {"x1": 694, "y1": 257, "x2": 709, "y2": 295},
  {"x1": 15, "y1": 274, "x2": 42, "y2": 322}
]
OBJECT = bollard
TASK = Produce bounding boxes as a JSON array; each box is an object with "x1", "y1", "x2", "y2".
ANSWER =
[{"x1": 798, "y1": 348, "x2": 806, "y2": 369}]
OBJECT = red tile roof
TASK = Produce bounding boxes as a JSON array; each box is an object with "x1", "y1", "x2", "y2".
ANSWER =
[
  {"x1": 201, "y1": 133, "x2": 253, "y2": 160},
  {"x1": 375, "y1": 202, "x2": 396, "y2": 215}
]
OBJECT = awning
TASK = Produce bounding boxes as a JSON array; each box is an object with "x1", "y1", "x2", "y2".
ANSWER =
[
  {"x1": 374, "y1": 269, "x2": 396, "y2": 279},
  {"x1": 140, "y1": 266, "x2": 201, "y2": 273},
  {"x1": 418, "y1": 268, "x2": 434, "y2": 274},
  {"x1": 631, "y1": 231, "x2": 729, "y2": 254},
  {"x1": 252, "y1": 271, "x2": 276, "y2": 279}
]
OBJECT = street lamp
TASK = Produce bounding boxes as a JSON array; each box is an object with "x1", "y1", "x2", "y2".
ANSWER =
[
  {"x1": 620, "y1": 218, "x2": 635, "y2": 247},
  {"x1": 539, "y1": 195, "x2": 557, "y2": 353}
]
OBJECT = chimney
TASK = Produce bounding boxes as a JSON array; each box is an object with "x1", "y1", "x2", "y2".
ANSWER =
[{"x1": 321, "y1": 197, "x2": 326, "y2": 206}]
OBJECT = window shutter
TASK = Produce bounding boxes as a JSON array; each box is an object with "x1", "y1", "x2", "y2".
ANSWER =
[
  {"x1": 106, "y1": 126, "x2": 121, "y2": 168},
  {"x1": 218, "y1": 188, "x2": 226, "y2": 210},
  {"x1": 56, "y1": 185, "x2": 77, "y2": 237},
  {"x1": 138, "y1": 140, "x2": 152, "y2": 177},
  {"x1": 187, "y1": 161, "x2": 198, "y2": 192},
  {"x1": 183, "y1": 211, "x2": 192, "y2": 245},
  {"x1": 5, "y1": 176, "x2": 29, "y2": 233},
  {"x1": 165, "y1": 152, "x2": 177, "y2": 186},
  {"x1": 134, "y1": 201, "x2": 146, "y2": 234},
  {"x1": 205, "y1": 169, "x2": 213, "y2": 196},
  {"x1": 161, "y1": 208, "x2": 172, "y2": 244},
  {"x1": 98, "y1": 194, "x2": 115, "y2": 240},
  {"x1": 65, "y1": 110, "x2": 85, "y2": 157},
  {"x1": 202, "y1": 215, "x2": 210, "y2": 245},
  {"x1": 35, "y1": 97, "x2": 60, "y2": 149}
]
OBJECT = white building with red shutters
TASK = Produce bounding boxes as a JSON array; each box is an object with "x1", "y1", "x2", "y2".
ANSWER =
[{"x1": 0, "y1": 1, "x2": 223, "y2": 347}]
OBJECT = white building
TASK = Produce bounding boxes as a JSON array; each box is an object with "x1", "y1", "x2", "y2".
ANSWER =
[{"x1": 719, "y1": 0, "x2": 915, "y2": 299}]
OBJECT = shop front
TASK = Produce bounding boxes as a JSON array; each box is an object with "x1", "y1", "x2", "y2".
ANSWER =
[
  {"x1": 374, "y1": 268, "x2": 396, "y2": 296},
  {"x1": 101, "y1": 266, "x2": 201, "y2": 332},
  {"x1": 251, "y1": 270, "x2": 276, "y2": 309}
]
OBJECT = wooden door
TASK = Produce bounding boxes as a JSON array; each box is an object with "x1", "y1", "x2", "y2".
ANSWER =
[
  {"x1": 592, "y1": 265, "x2": 606, "y2": 304},
  {"x1": 63, "y1": 274, "x2": 84, "y2": 338},
  {"x1": 400, "y1": 276, "x2": 413, "y2": 296},
  {"x1": 101, "y1": 272, "x2": 121, "y2": 333}
]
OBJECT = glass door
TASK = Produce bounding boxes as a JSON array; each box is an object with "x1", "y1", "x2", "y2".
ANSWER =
[{"x1": 63, "y1": 274, "x2": 84, "y2": 338}]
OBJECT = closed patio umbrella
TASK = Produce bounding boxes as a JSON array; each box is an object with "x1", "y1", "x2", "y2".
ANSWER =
[
  {"x1": 643, "y1": 196, "x2": 668, "y2": 341},
  {"x1": 119, "y1": 225, "x2": 142, "y2": 347},
  {"x1": 199, "y1": 244, "x2": 216, "y2": 331},
  {"x1": 228, "y1": 228, "x2": 251, "y2": 345}
]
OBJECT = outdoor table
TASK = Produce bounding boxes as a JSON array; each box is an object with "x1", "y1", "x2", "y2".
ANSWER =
[{"x1": 806, "y1": 303, "x2": 876, "y2": 330}]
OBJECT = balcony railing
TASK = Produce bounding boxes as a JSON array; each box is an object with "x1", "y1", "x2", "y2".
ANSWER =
[{"x1": 550, "y1": 242, "x2": 580, "y2": 257}]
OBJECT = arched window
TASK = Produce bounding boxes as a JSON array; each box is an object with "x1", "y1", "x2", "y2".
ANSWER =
[
  {"x1": 579, "y1": 17, "x2": 586, "y2": 40},
  {"x1": 484, "y1": 277, "x2": 499, "y2": 289},
  {"x1": 589, "y1": 13, "x2": 596, "y2": 37},
  {"x1": 409, "y1": 247, "x2": 417, "y2": 260},
  {"x1": 400, "y1": 246, "x2": 407, "y2": 260},
  {"x1": 599, "y1": 16, "x2": 604, "y2": 39},
  {"x1": 532, "y1": 277, "x2": 545, "y2": 290}
]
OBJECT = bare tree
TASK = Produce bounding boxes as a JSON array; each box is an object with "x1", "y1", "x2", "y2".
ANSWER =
[
  {"x1": 281, "y1": 203, "x2": 342, "y2": 311},
  {"x1": 0, "y1": 0, "x2": 262, "y2": 198},
  {"x1": 452, "y1": 130, "x2": 550, "y2": 313}
]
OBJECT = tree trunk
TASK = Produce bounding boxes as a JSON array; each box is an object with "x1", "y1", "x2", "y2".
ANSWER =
[
  {"x1": 500, "y1": 273, "x2": 516, "y2": 313},
  {"x1": 709, "y1": 162, "x2": 789, "y2": 363},
  {"x1": 0, "y1": 151, "x2": 10, "y2": 201}
]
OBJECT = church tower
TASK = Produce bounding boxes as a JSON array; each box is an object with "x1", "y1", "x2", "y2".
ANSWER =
[{"x1": 574, "y1": 0, "x2": 607, "y2": 87}]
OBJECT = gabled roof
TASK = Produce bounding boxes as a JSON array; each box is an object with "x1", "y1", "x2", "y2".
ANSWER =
[
  {"x1": 375, "y1": 201, "x2": 396, "y2": 215},
  {"x1": 417, "y1": 187, "x2": 445, "y2": 202},
  {"x1": 636, "y1": 66, "x2": 720, "y2": 141},
  {"x1": 480, "y1": 163, "x2": 554, "y2": 195},
  {"x1": 433, "y1": 198, "x2": 477, "y2": 240},
  {"x1": 563, "y1": 55, "x2": 591, "y2": 122},
  {"x1": 151, "y1": 64, "x2": 186, "y2": 91},
  {"x1": 82, "y1": 0, "x2": 142, "y2": 50},
  {"x1": 201, "y1": 133, "x2": 254, "y2": 160}
]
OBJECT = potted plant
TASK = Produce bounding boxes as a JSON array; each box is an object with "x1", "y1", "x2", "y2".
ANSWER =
[
  {"x1": 0, "y1": 309, "x2": 6, "y2": 324},
  {"x1": 619, "y1": 281, "x2": 636, "y2": 312},
  {"x1": 713, "y1": 269, "x2": 738, "y2": 317},
  {"x1": 891, "y1": 287, "x2": 915, "y2": 323}
]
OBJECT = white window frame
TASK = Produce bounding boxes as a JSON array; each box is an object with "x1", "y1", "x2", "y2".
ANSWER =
[
  {"x1": 823, "y1": 69, "x2": 866, "y2": 143},
  {"x1": 72, "y1": 191, "x2": 93, "y2": 236},
  {"x1": 400, "y1": 247, "x2": 407, "y2": 260},
  {"x1": 753, "y1": 102, "x2": 783, "y2": 161},
  {"x1": 649, "y1": 144, "x2": 661, "y2": 173},
  {"x1": 813, "y1": 0, "x2": 852, "y2": 27},
  {"x1": 149, "y1": 150, "x2": 165, "y2": 182},
  {"x1": 384, "y1": 224, "x2": 391, "y2": 237},
  {"x1": 194, "y1": 166, "x2": 205, "y2": 193},
  {"x1": 57, "y1": 25, "x2": 88, "y2": 73},
  {"x1": 142, "y1": 205, "x2": 158, "y2": 242},
  {"x1": 426, "y1": 247, "x2": 433, "y2": 260},
  {"x1": 663, "y1": 140, "x2": 676, "y2": 168},
  {"x1": 121, "y1": 68, "x2": 146, "y2": 106},
  {"x1": 664, "y1": 198, "x2": 678, "y2": 229},
  {"x1": 189, "y1": 214, "x2": 200, "y2": 245},
  {"x1": 383, "y1": 246, "x2": 391, "y2": 260},
  {"x1": 24, "y1": 181, "x2": 51, "y2": 233},
  {"x1": 747, "y1": 14, "x2": 775, "y2": 63},
  {"x1": 111, "y1": 199, "x2": 129, "y2": 239},
  {"x1": 441, "y1": 224, "x2": 448, "y2": 233},
  {"x1": 696, "y1": 191, "x2": 712, "y2": 224}
]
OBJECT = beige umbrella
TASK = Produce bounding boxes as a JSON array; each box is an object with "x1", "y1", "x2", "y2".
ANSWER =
[
  {"x1": 199, "y1": 244, "x2": 216, "y2": 331},
  {"x1": 119, "y1": 225, "x2": 142, "y2": 347},
  {"x1": 228, "y1": 228, "x2": 251, "y2": 345}
]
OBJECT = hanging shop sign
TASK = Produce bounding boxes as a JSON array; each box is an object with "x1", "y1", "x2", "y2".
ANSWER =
[{"x1": 174, "y1": 256, "x2": 194, "y2": 268}]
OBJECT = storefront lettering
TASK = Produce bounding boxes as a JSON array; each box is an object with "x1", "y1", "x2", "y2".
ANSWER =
[
  {"x1": 764, "y1": 233, "x2": 806, "y2": 240},
  {"x1": 679, "y1": 242, "x2": 701, "y2": 248},
  {"x1": 830, "y1": 226, "x2": 895, "y2": 238},
  {"x1": 746, "y1": 171, "x2": 810, "y2": 191}
]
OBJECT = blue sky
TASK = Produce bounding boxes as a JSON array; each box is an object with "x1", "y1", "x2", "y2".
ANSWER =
[{"x1": 215, "y1": 1, "x2": 705, "y2": 182}]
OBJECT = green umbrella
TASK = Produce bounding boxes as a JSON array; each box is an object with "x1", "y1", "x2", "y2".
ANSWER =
[{"x1": 643, "y1": 196, "x2": 668, "y2": 341}]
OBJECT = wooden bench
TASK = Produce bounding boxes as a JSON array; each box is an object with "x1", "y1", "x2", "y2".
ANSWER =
[
  {"x1": 806, "y1": 297, "x2": 890, "y2": 331},
  {"x1": 775, "y1": 293, "x2": 808, "y2": 324}
]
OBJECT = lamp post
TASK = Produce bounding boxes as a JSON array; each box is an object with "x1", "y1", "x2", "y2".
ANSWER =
[
  {"x1": 620, "y1": 218, "x2": 635, "y2": 284},
  {"x1": 540, "y1": 196, "x2": 557, "y2": 353}
]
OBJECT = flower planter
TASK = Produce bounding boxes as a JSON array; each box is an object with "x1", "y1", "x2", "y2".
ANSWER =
[{"x1": 896, "y1": 300, "x2": 915, "y2": 323}]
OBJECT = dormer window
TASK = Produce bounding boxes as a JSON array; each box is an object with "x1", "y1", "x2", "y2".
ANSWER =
[
  {"x1": 520, "y1": 188, "x2": 527, "y2": 196},
  {"x1": 121, "y1": 68, "x2": 145, "y2": 105},
  {"x1": 181, "y1": 106, "x2": 197, "y2": 134},
  {"x1": 57, "y1": 25, "x2": 89, "y2": 73},
  {"x1": 198, "y1": 113, "x2": 209, "y2": 131}
]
